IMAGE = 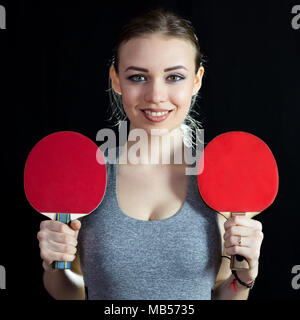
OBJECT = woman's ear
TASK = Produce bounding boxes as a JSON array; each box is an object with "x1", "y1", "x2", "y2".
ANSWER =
[
  {"x1": 192, "y1": 66, "x2": 204, "y2": 96},
  {"x1": 109, "y1": 65, "x2": 122, "y2": 95}
]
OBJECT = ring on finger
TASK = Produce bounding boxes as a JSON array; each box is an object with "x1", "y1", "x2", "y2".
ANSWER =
[{"x1": 238, "y1": 235, "x2": 242, "y2": 246}]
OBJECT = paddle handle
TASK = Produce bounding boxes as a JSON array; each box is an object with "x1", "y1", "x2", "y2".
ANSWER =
[
  {"x1": 230, "y1": 213, "x2": 250, "y2": 270},
  {"x1": 52, "y1": 213, "x2": 72, "y2": 270}
]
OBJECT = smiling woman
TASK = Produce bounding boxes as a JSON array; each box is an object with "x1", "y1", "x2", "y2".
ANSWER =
[
  {"x1": 110, "y1": 34, "x2": 204, "y2": 149},
  {"x1": 107, "y1": 8, "x2": 205, "y2": 149},
  {"x1": 39, "y1": 7, "x2": 263, "y2": 301}
]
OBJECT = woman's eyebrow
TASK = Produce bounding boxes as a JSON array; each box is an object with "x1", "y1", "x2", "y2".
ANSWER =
[{"x1": 124, "y1": 65, "x2": 188, "y2": 72}]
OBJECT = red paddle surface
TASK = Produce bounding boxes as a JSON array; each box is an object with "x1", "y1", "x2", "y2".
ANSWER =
[
  {"x1": 24, "y1": 131, "x2": 107, "y2": 214},
  {"x1": 197, "y1": 131, "x2": 279, "y2": 213}
]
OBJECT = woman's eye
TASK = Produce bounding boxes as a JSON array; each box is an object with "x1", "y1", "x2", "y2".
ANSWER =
[
  {"x1": 128, "y1": 74, "x2": 146, "y2": 82},
  {"x1": 167, "y1": 74, "x2": 184, "y2": 82}
]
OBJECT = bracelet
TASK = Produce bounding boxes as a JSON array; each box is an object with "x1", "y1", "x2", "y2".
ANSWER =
[{"x1": 232, "y1": 270, "x2": 255, "y2": 289}]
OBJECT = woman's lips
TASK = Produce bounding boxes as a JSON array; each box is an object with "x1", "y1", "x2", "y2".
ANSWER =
[{"x1": 141, "y1": 109, "x2": 173, "y2": 122}]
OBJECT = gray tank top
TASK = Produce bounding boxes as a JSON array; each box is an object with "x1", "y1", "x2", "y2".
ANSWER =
[{"x1": 78, "y1": 147, "x2": 222, "y2": 300}]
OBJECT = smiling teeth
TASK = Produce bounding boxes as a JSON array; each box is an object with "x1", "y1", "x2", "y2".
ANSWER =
[{"x1": 144, "y1": 110, "x2": 169, "y2": 116}]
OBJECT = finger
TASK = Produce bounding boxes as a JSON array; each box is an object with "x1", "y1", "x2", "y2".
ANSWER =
[
  {"x1": 40, "y1": 220, "x2": 76, "y2": 236},
  {"x1": 224, "y1": 235, "x2": 252, "y2": 248},
  {"x1": 41, "y1": 249, "x2": 76, "y2": 264},
  {"x1": 224, "y1": 232, "x2": 263, "y2": 249},
  {"x1": 47, "y1": 230, "x2": 78, "y2": 246},
  {"x1": 225, "y1": 245, "x2": 260, "y2": 265},
  {"x1": 224, "y1": 216, "x2": 262, "y2": 231},
  {"x1": 37, "y1": 230, "x2": 78, "y2": 248},
  {"x1": 223, "y1": 225, "x2": 254, "y2": 241},
  {"x1": 70, "y1": 219, "x2": 81, "y2": 231},
  {"x1": 46, "y1": 241, "x2": 77, "y2": 255},
  {"x1": 69, "y1": 220, "x2": 81, "y2": 239}
]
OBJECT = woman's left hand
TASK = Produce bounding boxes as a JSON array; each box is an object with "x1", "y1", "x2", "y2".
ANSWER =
[{"x1": 224, "y1": 215, "x2": 264, "y2": 283}]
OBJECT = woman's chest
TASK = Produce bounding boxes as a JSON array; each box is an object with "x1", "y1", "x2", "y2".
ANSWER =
[{"x1": 116, "y1": 165, "x2": 189, "y2": 221}]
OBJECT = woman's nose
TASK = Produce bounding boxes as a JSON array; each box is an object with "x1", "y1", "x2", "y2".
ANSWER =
[{"x1": 144, "y1": 80, "x2": 168, "y2": 104}]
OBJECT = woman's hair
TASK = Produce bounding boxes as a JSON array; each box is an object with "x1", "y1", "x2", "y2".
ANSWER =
[{"x1": 106, "y1": 7, "x2": 205, "y2": 148}]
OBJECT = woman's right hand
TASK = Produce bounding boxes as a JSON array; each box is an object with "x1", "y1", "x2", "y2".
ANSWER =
[{"x1": 37, "y1": 219, "x2": 81, "y2": 272}]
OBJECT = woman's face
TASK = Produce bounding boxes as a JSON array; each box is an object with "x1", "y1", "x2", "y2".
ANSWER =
[{"x1": 110, "y1": 34, "x2": 204, "y2": 135}]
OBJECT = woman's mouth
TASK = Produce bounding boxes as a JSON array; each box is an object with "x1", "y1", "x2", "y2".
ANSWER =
[{"x1": 141, "y1": 109, "x2": 173, "y2": 122}]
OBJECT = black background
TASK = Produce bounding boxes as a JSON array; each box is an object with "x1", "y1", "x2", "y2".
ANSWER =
[{"x1": 1, "y1": 0, "x2": 299, "y2": 303}]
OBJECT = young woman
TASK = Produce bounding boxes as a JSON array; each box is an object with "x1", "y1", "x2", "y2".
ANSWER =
[{"x1": 37, "y1": 8, "x2": 263, "y2": 300}]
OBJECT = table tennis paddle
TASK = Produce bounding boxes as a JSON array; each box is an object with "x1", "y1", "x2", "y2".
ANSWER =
[
  {"x1": 24, "y1": 131, "x2": 107, "y2": 269},
  {"x1": 197, "y1": 131, "x2": 279, "y2": 270}
]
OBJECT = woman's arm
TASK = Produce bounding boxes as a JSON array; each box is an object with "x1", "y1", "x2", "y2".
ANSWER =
[
  {"x1": 213, "y1": 215, "x2": 263, "y2": 300},
  {"x1": 43, "y1": 252, "x2": 85, "y2": 300},
  {"x1": 212, "y1": 256, "x2": 252, "y2": 300}
]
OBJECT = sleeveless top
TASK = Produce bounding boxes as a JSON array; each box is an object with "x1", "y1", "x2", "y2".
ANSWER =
[{"x1": 78, "y1": 147, "x2": 222, "y2": 300}]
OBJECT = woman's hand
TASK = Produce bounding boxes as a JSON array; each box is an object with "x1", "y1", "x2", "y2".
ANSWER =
[
  {"x1": 37, "y1": 220, "x2": 81, "y2": 272},
  {"x1": 224, "y1": 215, "x2": 264, "y2": 283}
]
